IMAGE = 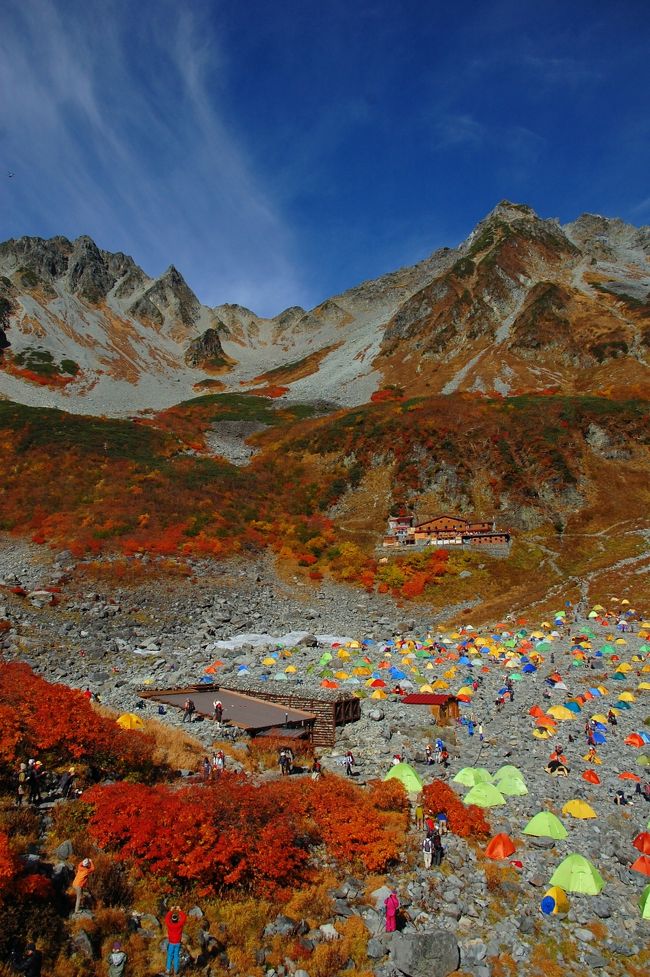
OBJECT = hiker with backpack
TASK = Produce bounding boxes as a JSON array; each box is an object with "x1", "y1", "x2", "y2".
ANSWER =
[
  {"x1": 422, "y1": 833, "x2": 433, "y2": 869},
  {"x1": 431, "y1": 828, "x2": 444, "y2": 866},
  {"x1": 344, "y1": 751, "x2": 355, "y2": 777},
  {"x1": 182, "y1": 698, "x2": 196, "y2": 723}
]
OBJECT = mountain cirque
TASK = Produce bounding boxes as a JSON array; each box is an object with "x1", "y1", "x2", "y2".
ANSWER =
[{"x1": 0, "y1": 201, "x2": 648, "y2": 415}]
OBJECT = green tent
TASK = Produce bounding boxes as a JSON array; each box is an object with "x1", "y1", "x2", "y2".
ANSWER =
[
  {"x1": 637, "y1": 755, "x2": 650, "y2": 767},
  {"x1": 494, "y1": 765, "x2": 525, "y2": 781},
  {"x1": 523, "y1": 811, "x2": 568, "y2": 840},
  {"x1": 383, "y1": 762, "x2": 424, "y2": 793},
  {"x1": 496, "y1": 776, "x2": 529, "y2": 796},
  {"x1": 640, "y1": 883, "x2": 650, "y2": 919},
  {"x1": 453, "y1": 767, "x2": 493, "y2": 788},
  {"x1": 464, "y1": 783, "x2": 506, "y2": 808},
  {"x1": 549, "y1": 854, "x2": 604, "y2": 895}
]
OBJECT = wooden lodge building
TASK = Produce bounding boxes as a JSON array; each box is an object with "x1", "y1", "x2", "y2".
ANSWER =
[{"x1": 383, "y1": 513, "x2": 510, "y2": 551}]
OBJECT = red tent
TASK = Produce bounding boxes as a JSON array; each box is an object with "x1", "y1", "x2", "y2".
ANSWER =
[
  {"x1": 484, "y1": 833, "x2": 516, "y2": 860},
  {"x1": 582, "y1": 769, "x2": 601, "y2": 785},
  {"x1": 624, "y1": 733, "x2": 645, "y2": 747},
  {"x1": 632, "y1": 832, "x2": 650, "y2": 855},
  {"x1": 630, "y1": 855, "x2": 650, "y2": 877}
]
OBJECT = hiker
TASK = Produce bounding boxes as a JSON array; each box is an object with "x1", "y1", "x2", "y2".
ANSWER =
[
  {"x1": 16, "y1": 762, "x2": 27, "y2": 807},
  {"x1": 422, "y1": 833, "x2": 433, "y2": 869},
  {"x1": 545, "y1": 758, "x2": 569, "y2": 777},
  {"x1": 107, "y1": 942, "x2": 127, "y2": 977},
  {"x1": 311, "y1": 758, "x2": 322, "y2": 781},
  {"x1": 607, "y1": 708, "x2": 617, "y2": 726},
  {"x1": 414, "y1": 798, "x2": 424, "y2": 829},
  {"x1": 211, "y1": 751, "x2": 225, "y2": 778},
  {"x1": 436, "y1": 812, "x2": 449, "y2": 836},
  {"x1": 384, "y1": 889, "x2": 400, "y2": 932},
  {"x1": 424, "y1": 812, "x2": 436, "y2": 834},
  {"x1": 72, "y1": 857, "x2": 95, "y2": 913},
  {"x1": 614, "y1": 790, "x2": 631, "y2": 806},
  {"x1": 58, "y1": 767, "x2": 76, "y2": 799},
  {"x1": 478, "y1": 723, "x2": 484, "y2": 742},
  {"x1": 439, "y1": 748, "x2": 450, "y2": 769},
  {"x1": 431, "y1": 828, "x2": 444, "y2": 866},
  {"x1": 344, "y1": 751, "x2": 355, "y2": 777},
  {"x1": 212, "y1": 699, "x2": 223, "y2": 723},
  {"x1": 13, "y1": 942, "x2": 42, "y2": 977},
  {"x1": 585, "y1": 746, "x2": 599, "y2": 764},
  {"x1": 200, "y1": 756, "x2": 211, "y2": 781},
  {"x1": 425, "y1": 744, "x2": 434, "y2": 765},
  {"x1": 182, "y1": 698, "x2": 195, "y2": 723},
  {"x1": 164, "y1": 905, "x2": 188, "y2": 975},
  {"x1": 27, "y1": 761, "x2": 43, "y2": 806}
]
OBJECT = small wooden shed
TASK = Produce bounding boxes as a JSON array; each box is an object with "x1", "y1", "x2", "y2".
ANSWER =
[{"x1": 401, "y1": 692, "x2": 461, "y2": 725}]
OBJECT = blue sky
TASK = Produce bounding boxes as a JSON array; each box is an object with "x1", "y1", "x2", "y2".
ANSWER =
[{"x1": 1, "y1": 0, "x2": 648, "y2": 316}]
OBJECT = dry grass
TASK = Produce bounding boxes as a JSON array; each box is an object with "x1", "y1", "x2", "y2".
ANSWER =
[{"x1": 94, "y1": 704, "x2": 205, "y2": 770}]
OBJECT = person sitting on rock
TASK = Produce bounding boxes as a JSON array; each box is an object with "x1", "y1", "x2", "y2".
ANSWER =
[
  {"x1": 614, "y1": 790, "x2": 631, "y2": 806},
  {"x1": 545, "y1": 758, "x2": 569, "y2": 777}
]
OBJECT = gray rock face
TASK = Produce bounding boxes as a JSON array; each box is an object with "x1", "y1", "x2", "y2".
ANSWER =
[
  {"x1": 389, "y1": 931, "x2": 460, "y2": 977},
  {"x1": 185, "y1": 326, "x2": 227, "y2": 367}
]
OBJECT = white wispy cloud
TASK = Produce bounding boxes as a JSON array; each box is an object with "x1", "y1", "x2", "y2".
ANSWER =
[{"x1": 0, "y1": 0, "x2": 308, "y2": 315}]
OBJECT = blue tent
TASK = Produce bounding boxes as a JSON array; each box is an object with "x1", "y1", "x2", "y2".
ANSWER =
[
  {"x1": 523, "y1": 664, "x2": 537, "y2": 673},
  {"x1": 389, "y1": 668, "x2": 407, "y2": 680},
  {"x1": 593, "y1": 732, "x2": 606, "y2": 745},
  {"x1": 200, "y1": 675, "x2": 214, "y2": 683}
]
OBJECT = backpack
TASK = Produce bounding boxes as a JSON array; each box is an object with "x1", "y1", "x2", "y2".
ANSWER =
[{"x1": 423, "y1": 837, "x2": 432, "y2": 853}]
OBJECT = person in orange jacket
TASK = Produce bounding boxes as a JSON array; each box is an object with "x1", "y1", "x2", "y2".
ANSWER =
[
  {"x1": 164, "y1": 905, "x2": 188, "y2": 974},
  {"x1": 72, "y1": 857, "x2": 95, "y2": 913}
]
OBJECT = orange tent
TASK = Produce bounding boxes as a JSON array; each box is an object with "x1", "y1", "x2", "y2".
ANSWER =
[
  {"x1": 204, "y1": 661, "x2": 224, "y2": 673},
  {"x1": 631, "y1": 855, "x2": 650, "y2": 877},
  {"x1": 529, "y1": 705, "x2": 545, "y2": 718},
  {"x1": 582, "y1": 770, "x2": 601, "y2": 785},
  {"x1": 625, "y1": 733, "x2": 645, "y2": 747},
  {"x1": 320, "y1": 680, "x2": 338, "y2": 689},
  {"x1": 619, "y1": 772, "x2": 641, "y2": 782},
  {"x1": 536, "y1": 717, "x2": 558, "y2": 729},
  {"x1": 485, "y1": 833, "x2": 517, "y2": 860},
  {"x1": 632, "y1": 833, "x2": 650, "y2": 855}
]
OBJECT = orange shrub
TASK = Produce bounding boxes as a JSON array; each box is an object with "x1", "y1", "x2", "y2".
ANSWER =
[{"x1": 422, "y1": 780, "x2": 490, "y2": 839}]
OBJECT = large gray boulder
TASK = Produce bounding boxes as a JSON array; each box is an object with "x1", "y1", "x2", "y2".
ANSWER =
[{"x1": 389, "y1": 931, "x2": 460, "y2": 977}]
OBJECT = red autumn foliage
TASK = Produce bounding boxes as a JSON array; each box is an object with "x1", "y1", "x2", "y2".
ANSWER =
[
  {"x1": 83, "y1": 772, "x2": 408, "y2": 897},
  {"x1": 0, "y1": 831, "x2": 17, "y2": 900},
  {"x1": 15, "y1": 874, "x2": 55, "y2": 900},
  {"x1": 422, "y1": 780, "x2": 491, "y2": 839},
  {"x1": 0, "y1": 663, "x2": 155, "y2": 777}
]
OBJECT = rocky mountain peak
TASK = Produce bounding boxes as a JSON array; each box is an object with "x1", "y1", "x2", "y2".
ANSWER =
[{"x1": 481, "y1": 199, "x2": 540, "y2": 225}]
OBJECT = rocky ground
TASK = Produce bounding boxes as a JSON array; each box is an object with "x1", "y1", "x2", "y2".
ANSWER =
[{"x1": 1, "y1": 535, "x2": 649, "y2": 977}]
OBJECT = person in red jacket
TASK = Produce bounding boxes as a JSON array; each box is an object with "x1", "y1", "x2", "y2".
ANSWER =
[{"x1": 164, "y1": 905, "x2": 187, "y2": 974}]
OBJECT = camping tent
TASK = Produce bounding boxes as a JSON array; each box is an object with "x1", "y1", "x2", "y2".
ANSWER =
[
  {"x1": 549, "y1": 854, "x2": 604, "y2": 894},
  {"x1": 383, "y1": 762, "x2": 424, "y2": 793},
  {"x1": 495, "y1": 775, "x2": 529, "y2": 796},
  {"x1": 640, "y1": 883, "x2": 650, "y2": 919},
  {"x1": 464, "y1": 783, "x2": 506, "y2": 808},
  {"x1": 630, "y1": 855, "x2": 650, "y2": 877},
  {"x1": 541, "y1": 885, "x2": 570, "y2": 915},
  {"x1": 116, "y1": 713, "x2": 145, "y2": 730},
  {"x1": 452, "y1": 767, "x2": 492, "y2": 787},
  {"x1": 485, "y1": 833, "x2": 516, "y2": 859},
  {"x1": 562, "y1": 799, "x2": 597, "y2": 820},
  {"x1": 523, "y1": 811, "x2": 568, "y2": 840}
]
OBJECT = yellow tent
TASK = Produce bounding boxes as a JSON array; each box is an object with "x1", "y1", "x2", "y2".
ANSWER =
[
  {"x1": 262, "y1": 657, "x2": 277, "y2": 665},
  {"x1": 591, "y1": 714, "x2": 608, "y2": 723},
  {"x1": 562, "y1": 799, "x2": 597, "y2": 819},
  {"x1": 547, "y1": 706, "x2": 575, "y2": 721},
  {"x1": 618, "y1": 691, "x2": 636, "y2": 701},
  {"x1": 337, "y1": 649, "x2": 350, "y2": 659},
  {"x1": 543, "y1": 885, "x2": 570, "y2": 914},
  {"x1": 285, "y1": 665, "x2": 297, "y2": 673},
  {"x1": 116, "y1": 713, "x2": 145, "y2": 730},
  {"x1": 457, "y1": 686, "x2": 474, "y2": 696},
  {"x1": 617, "y1": 663, "x2": 632, "y2": 673},
  {"x1": 334, "y1": 670, "x2": 349, "y2": 679},
  {"x1": 419, "y1": 684, "x2": 434, "y2": 693},
  {"x1": 533, "y1": 729, "x2": 552, "y2": 739},
  {"x1": 638, "y1": 682, "x2": 650, "y2": 691},
  {"x1": 371, "y1": 689, "x2": 387, "y2": 699},
  {"x1": 432, "y1": 679, "x2": 449, "y2": 690}
]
